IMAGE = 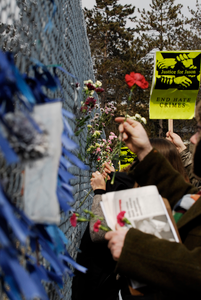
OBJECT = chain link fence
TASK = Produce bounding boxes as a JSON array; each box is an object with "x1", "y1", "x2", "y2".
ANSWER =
[{"x1": 0, "y1": 0, "x2": 95, "y2": 299}]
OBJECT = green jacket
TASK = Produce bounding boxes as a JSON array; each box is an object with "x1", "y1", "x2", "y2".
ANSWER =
[{"x1": 116, "y1": 149, "x2": 201, "y2": 299}]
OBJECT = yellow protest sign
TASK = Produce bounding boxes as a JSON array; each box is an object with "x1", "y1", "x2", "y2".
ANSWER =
[
  {"x1": 149, "y1": 51, "x2": 201, "y2": 119},
  {"x1": 119, "y1": 146, "x2": 136, "y2": 170}
]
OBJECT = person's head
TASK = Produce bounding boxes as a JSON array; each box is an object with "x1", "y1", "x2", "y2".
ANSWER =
[
  {"x1": 190, "y1": 101, "x2": 201, "y2": 178},
  {"x1": 150, "y1": 138, "x2": 189, "y2": 182}
]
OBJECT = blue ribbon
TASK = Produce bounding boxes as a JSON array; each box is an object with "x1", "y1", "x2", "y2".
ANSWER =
[
  {"x1": 62, "y1": 132, "x2": 78, "y2": 151},
  {"x1": 0, "y1": 131, "x2": 19, "y2": 164},
  {"x1": 59, "y1": 155, "x2": 73, "y2": 170},
  {"x1": 62, "y1": 115, "x2": 74, "y2": 136},
  {"x1": 59, "y1": 252, "x2": 87, "y2": 274},
  {"x1": 57, "y1": 188, "x2": 74, "y2": 213},
  {"x1": 62, "y1": 147, "x2": 89, "y2": 170}
]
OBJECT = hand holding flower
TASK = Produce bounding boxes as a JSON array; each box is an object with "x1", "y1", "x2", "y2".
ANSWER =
[
  {"x1": 117, "y1": 211, "x2": 131, "y2": 226},
  {"x1": 93, "y1": 220, "x2": 110, "y2": 232},
  {"x1": 90, "y1": 171, "x2": 106, "y2": 191},
  {"x1": 115, "y1": 117, "x2": 152, "y2": 161}
]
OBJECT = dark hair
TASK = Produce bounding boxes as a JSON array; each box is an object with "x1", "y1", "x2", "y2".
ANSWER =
[{"x1": 150, "y1": 138, "x2": 189, "y2": 182}]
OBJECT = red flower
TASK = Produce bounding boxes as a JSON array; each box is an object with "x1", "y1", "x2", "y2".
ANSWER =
[
  {"x1": 85, "y1": 97, "x2": 97, "y2": 108},
  {"x1": 80, "y1": 106, "x2": 88, "y2": 113},
  {"x1": 117, "y1": 211, "x2": 126, "y2": 227},
  {"x1": 86, "y1": 83, "x2": 96, "y2": 90},
  {"x1": 125, "y1": 72, "x2": 149, "y2": 89},
  {"x1": 95, "y1": 88, "x2": 104, "y2": 94},
  {"x1": 70, "y1": 213, "x2": 77, "y2": 227},
  {"x1": 94, "y1": 220, "x2": 101, "y2": 232}
]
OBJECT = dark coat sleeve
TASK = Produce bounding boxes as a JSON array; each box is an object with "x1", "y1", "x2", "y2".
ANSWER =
[
  {"x1": 128, "y1": 148, "x2": 198, "y2": 209},
  {"x1": 116, "y1": 149, "x2": 201, "y2": 297},
  {"x1": 116, "y1": 228, "x2": 201, "y2": 296}
]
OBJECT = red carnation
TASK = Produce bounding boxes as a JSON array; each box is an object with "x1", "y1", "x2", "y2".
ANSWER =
[
  {"x1": 70, "y1": 213, "x2": 77, "y2": 227},
  {"x1": 85, "y1": 97, "x2": 97, "y2": 108},
  {"x1": 95, "y1": 88, "x2": 104, "y2": 94},
  {"x1": 125, "y1": 72, "x2": 149, "y2": 89},
  {"x1": 94, "y1": 220, "x2": 101, "y2": 232},
  {"x1": 86, "y1": 83, "x2": 96, "y2": 90},
  {"x1": 117, "y1": 211, "x2": 126, "y2": 227},
  {"x1": 80, "y1": 106, "x2": 88, "y2": 113}
]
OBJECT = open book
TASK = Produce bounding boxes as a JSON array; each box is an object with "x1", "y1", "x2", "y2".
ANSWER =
[
  {"x1": 101, "y1": 185, "x2": 180, "y2": 243},
  {"x1": 100, "y1": 185, "x2": 180, "y2": 291}
]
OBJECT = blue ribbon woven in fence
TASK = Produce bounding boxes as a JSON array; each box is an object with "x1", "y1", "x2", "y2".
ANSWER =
[{"x1": 44, "y1": 0, "x2": 57, "y2": 32}]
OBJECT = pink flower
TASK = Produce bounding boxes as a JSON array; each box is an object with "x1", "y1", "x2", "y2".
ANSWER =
[
  {"x1": 96, "y1": 147, "x2": 101, "y2": 153},
  {"x1": 117, "y1": 211, "x2": 126, "y2": 227},
  {"x1": 94, "y1": 220, "x2": 101, "y2": 232},
  {"x1": 109, "y1": 135, "x2": 115, "y2": 140},
  {"x1": 102, "y1": 123, "x2": 105, "y2": 127},
  {"x1": 97, "y1": 157, "x2": 101, "y2": 161},
  {"x1": 70, "y1": 213, "x2": 77, "y2": 227}
]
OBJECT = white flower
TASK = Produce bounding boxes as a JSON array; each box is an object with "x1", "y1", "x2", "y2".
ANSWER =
[
  {"x1": 95, "y1": 80, "x2": 102, "y2": 87},
  {"x1": 141, "y1": 117, "x2": 147, "y2": 124},
  {"x1": 83, "y1": 86, "x2": 88, "y2": 91},
  {"x1": 135, "y1": 113, "x2": 141, "y2": 119},
  {"x1": 90, "y1": 90, "x2": 95, "y2": 96},
  {"x1": 84, "y1": 79, "x2": 93, "y2": 84}
]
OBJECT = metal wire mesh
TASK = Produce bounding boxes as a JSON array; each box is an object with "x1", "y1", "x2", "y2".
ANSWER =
[{"x1": 0, "y1": 0, "x2": 95, "y2": 299}]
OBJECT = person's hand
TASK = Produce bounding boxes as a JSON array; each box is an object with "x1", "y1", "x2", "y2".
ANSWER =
[
  {"x1": 102, "y1": 162, "x2": 115, "y2": 180},
  {"x1": 105, "y1": 224, "x2": 128, "y2": 261},
  {"x1": 166, "y1": 131, "x2": 186, "y2": 153},
  {"x1": 115, "y1": 117, "x2": 152, "y2": 161},
  {"x1": 90, "y1": 171, "x2": 106, "y2": 191},
  {"x1": 157, "y1": 58, "x2": 177, "y2": 69},
  {"x1": 161, "y1": 76, "x2": 174, "y2": 85},
  {"x1": 174, "y1": 76, "x2": 192, "y2": 87},
  {"x1": 176, "y1": 53, "x2": 197, "y2": 69}
]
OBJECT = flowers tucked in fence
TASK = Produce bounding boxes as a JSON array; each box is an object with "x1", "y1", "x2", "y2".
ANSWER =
[{"x1": 75, "y1": 79, "x2": 104, "y2": 136}]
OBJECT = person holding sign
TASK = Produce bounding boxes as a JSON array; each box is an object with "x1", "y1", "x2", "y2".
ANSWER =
[{"x1": 105, "y1": 102, "x2": 201, "y2": 299}]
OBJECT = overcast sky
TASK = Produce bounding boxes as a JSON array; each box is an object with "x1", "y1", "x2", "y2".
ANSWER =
[{"x1": 81, "y1": 0, "x2": 199, "y2": 19}]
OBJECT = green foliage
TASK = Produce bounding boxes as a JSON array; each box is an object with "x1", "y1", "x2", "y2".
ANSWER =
[{"x1": 85, "y1": 0, "x2": 201, "y2": 138}]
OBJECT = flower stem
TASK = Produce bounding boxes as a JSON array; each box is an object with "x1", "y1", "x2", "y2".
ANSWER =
[
  {"x1": 78, "y1": 188, "x2": 93, "y2": 208},
  {"x1": 125, "y1": 84, "x2": 136, "y2": 122},
  {"x1": 99, "y1": 225, "x2": 111, "y2": 232}
]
